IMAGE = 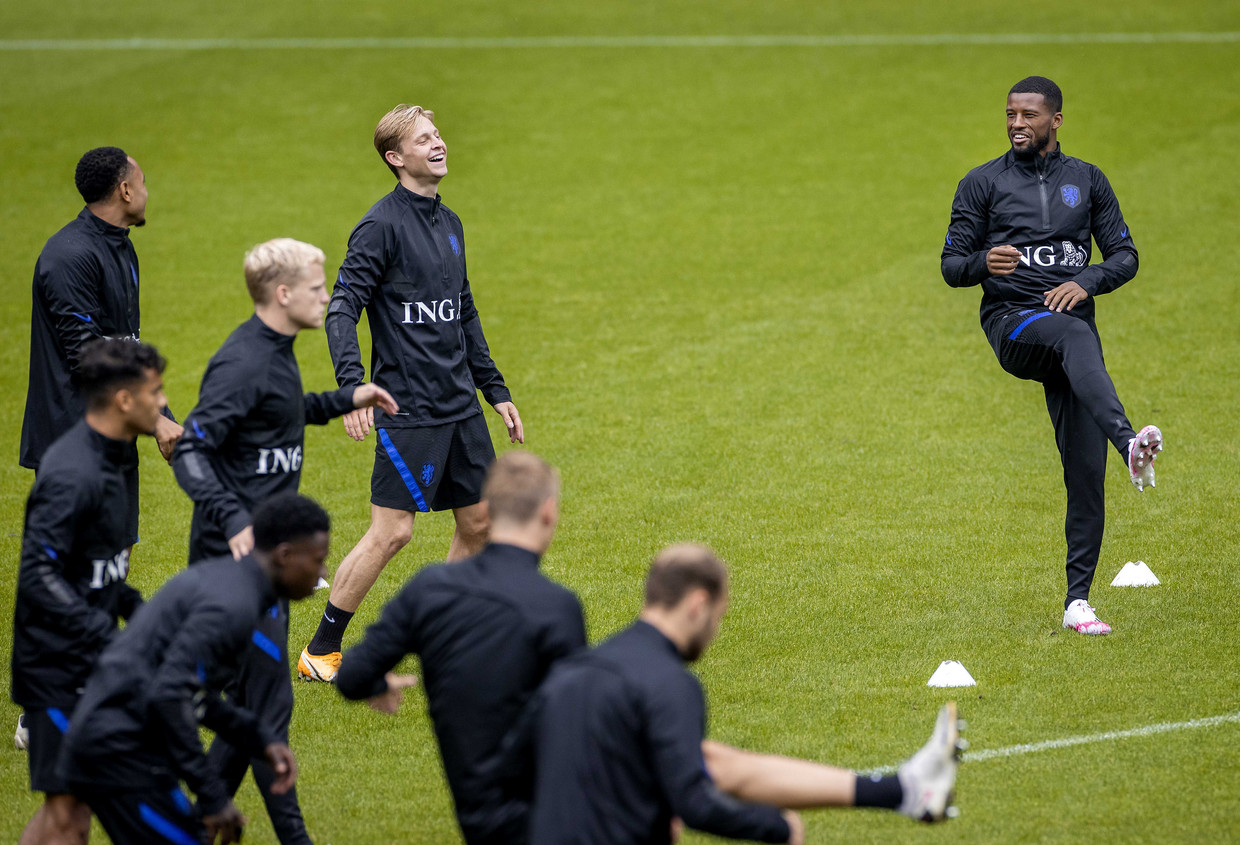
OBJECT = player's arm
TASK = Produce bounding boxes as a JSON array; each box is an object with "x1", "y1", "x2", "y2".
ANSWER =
[
  {"x1": 647, "y1": 677, "x2": 793, "y2": 842},
  {"x1": 1073, "y1": 166, "x2": 1139, "y2": 297},
  {"x1": 171, "y1": 362, "x2": 260, "y2": 559},
  {"x1": 941, "y1": 173, "x2": 1004, "y2": 287},
  {"x1": 38, "y1": 250, "x2": 106, "y2": 374},
  {"x1": 537, "y1": 593, "x2": 588, "y2": 675},
  {"x1": 458, "y1": 272, "x2": 523, "y2": 442},
  {"x1": 336, "y1": 581, "x2": 422, "y2": 705},
  {"x1": 327, "y1": 220, "x2": 388, "y2": 440},
  {"x1": 17, "y1": 475, "x2": 115, "y2": 641},
  {"x1": 304, "y1": 384, "x2": 399, "y2": 425},
  {"x1": 146, "y1": 606, "x2": 277, "y2": 815}
]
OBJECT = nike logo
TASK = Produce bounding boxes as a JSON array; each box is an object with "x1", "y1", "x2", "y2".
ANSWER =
[
  {"x1": 1120, "y1": 227, "x2": 1128, "y2": 238},
  {"x1": 324, "y1": 613, "x2": 336, "y2": 623}
]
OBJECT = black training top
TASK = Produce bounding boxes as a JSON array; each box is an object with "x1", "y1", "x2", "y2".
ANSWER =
[
  {"x1": 21, "y1": 208, "x2": 142, "y2": 470},
  {"x1": 59, "y1": 555, "x2": 279, "y2": 815},
  {"x1": 528, "y1": 621, "x2": 791, "y2": 845},
  {"x1": 11, "y1": 419, "x2": 143, "y2": 709},
  {"x1": 940, "y1": 146, "x2": 1138, "y2": 325},
  {"x1": 326, "y1": 185, "x2": 511, "y2": 428},
  {"x1": 172, "y1": 315, "x2": 356, "y2": 562},
  {"x1": 336, "y1": 542, "x2": 585, "y2": 844}
]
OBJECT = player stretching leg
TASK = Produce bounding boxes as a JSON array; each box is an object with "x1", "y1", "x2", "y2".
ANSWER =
[
  {"x1": 941, "y1": 77, "x2": 1162, "y2": 635},
  {"x1": 300, "y1": 105, "x2": 522, "y2": 682}
]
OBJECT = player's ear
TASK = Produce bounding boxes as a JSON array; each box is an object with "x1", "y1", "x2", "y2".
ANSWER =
[
  {"x1": 275, "y1": 283, "x2": 291, "y2": 306},
  {"x1": 384, "y1": 148, "x2": 404, "y2": 170},
  {"x1": 1052, "y1": 112, "x2": 1063, "y2": 130}
]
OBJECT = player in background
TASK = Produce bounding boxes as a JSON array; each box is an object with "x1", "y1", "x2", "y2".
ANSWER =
[
  {"x1": 12, "y1": 339, "x2": 165, "y2": 844},
  {"x1": 941, "y1": 77, "x2": 1162, "y2": 635},
  {"x1": 17, "y1": 145, "x2": 182, "y2": 750},
  {"x1": 335, "y1": 451, "x2": 584, "y2": 844},
  {"x1": 171, "y1": 238, "x2": 396, "y2": 843},
  {"x1": 59, "y1": 493, "x2": 330, "y2": 845},
  {"x1": 299, "y1": 105, "x2": 523, "y2": 682},
  {"x1": 523, "y1": 545, "x2": 962, "y2": 844}
]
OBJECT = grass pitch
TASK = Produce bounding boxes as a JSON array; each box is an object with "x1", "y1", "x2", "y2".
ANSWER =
[{"x1": 2, "y1": 2, "x2": 1239, "y2": 842}]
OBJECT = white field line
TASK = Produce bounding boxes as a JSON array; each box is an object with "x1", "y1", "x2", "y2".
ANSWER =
[
  {"x1": 866, "y1": 710, "x2": 1240, "y2": 775},
  {"x1": 0, "y1": 32, "x2": 1239, "y2": 51}
]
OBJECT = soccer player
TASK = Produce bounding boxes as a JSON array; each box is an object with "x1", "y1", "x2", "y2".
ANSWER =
[
  {"x1": 335, "y1": 451, "x2": 585, "y2": 844},
  {"x1": 171, "y1": 238, "x2": 396, "y2": 844},
  {"x1": 59, "y1": 493, "x2": 330, "y2": 845},
  {"x1": 300, "y1": 104, "x2": 523, "y2": 682},
  {"x1": 11, "y1": 339, "x2": 165, "y2": 845},
  {"x1": 941, "y1": 77, "x2": 1162, "y2": 635},
  {"x1": 525, "y1": 545, "x2": 961, "y2": 844},
  {"x1": 21, "y1": 145, "x2": 182, "y2": 519}
]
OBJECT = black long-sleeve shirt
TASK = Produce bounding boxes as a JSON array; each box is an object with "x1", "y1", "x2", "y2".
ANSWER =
[
  {"x1": 337, "y1": 543, "x2": 585, "y2": 844},
  {"x1": 528, "y1": 621, "x2": 790, "y2": 845},
  {"x1": 21, "y1": 208, "x2": 142, "y2": 470},
  {"x1": 60, "y1": 555, "x2": 279, "y2": 815},
  {"x1": 326, "y1": 185, "x2": 511, "y2": 428},
  {"x1": 11, "y1": 419, "x2": 142, "y2": 709},
  {"x1": 172, "y1": 315, "x2": 356, "y2": 561},
  {"x1": 940, "y1": 146, "x2": 1138, "y2": 326}
]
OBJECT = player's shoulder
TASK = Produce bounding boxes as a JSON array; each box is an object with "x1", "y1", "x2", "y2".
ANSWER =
[
  {"x1": 962, "y1": 151, "x2": 1016, "y2": 185},
  {"x1": 1057, "y1": 151, "x2": 1108, "y2": 181},
  {"x1": 208, "y1": 319, "x2": 278, "y2": 373},
  {"x1": 36, "y1": 216, "x2": 103, "y2": 274}
]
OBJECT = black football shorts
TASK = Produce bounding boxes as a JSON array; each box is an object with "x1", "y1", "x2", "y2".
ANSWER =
[
  {"x1": 27, "y1": 706, "x2": 73, "y2": 794},
  {"x1": 79, "y1": 784, "x2": 206, "y2": 845},
  {"x1": 371, "y1": 413, "x2": 496, "y2": 513}
]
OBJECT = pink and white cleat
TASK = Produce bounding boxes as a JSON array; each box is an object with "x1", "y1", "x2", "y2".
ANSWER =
[
  {"x1": 1128, "y1": 425, "x2": 1163, "y2": 492},
  {"x1": 1063, "y1": 599, "x2": 1112, "y2": 635}
]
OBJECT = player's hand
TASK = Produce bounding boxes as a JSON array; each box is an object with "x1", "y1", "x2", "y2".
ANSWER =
[
  {"x1": 354, "y1": 383, "x2": 399, "y2": 416},
  {"x1": 493, "y1": 401, "x2": 524, "y2": 444},
  {"x1": 202, "y1": 800, "x2": 247, "y2": 844},
  {"x1": 229, "y1": 526, "x2": 254, "y2": 561},
  {"x1": 369, "y1": 672, "x2": 419, "y2": 714},
  {"x1": 1044, "y1": 280, "x2": 1089, "y2": 312},
  {"x1": 670, "y1": 817, "x2": 685, "y2": 843},
  {"x1": 154, "y1": 415, "x2": 184, "y2": 462},
  {"x1": 343, "y1": 407, "x2": 374, "y2": 441},
  {"x1": 264, "y1": 742, "x2": 298, "y2": 794},
  {"x1": 986, "y1": 245, "x2": 1022, "y2": 276},
  {"x1": 782, "y1": 810, "x2": 805, "y2": 845}
]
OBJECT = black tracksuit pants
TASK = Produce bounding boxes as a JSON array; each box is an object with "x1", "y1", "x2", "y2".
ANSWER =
[
  {"x1": 985, "y1": 308, "x2": 1137, "y2": 607},
  {"x1": 206, "y1": 599, "x2": 311, "y2": 845}
]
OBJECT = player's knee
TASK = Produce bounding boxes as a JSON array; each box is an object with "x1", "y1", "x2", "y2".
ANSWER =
[
  {"x1": 42, "y1": 796, "x2": 90, "y2": 839},
  {"x1": 455, "y1": 507, "x2": 489, "y2": 542}
]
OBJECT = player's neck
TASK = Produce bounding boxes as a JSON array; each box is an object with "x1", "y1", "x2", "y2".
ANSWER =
[
  {"x1": 86, "y1": 202, "x2": 133, "y2": 229},
  {"x1": 254, "y1": 306, "x2": 301, "y2": 337},
  {"x1": 397, "y1": 174, "x2": 441, "y2": 199},
  {"x1": 638, "y1": 609, "x2": 693, "y2": 657},
  {"x1": 84, "y1": 409, "x2": 138, "y2": 443},
  {"x1": 489, "y1": 522, "x2": 552, "y2": 556}
]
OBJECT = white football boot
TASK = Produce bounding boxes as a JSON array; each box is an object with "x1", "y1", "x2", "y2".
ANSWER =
[
  {"x1": 1063, "y1": 599, "x2": 1112, "y2": 635},
  {"x1": 14, "y1": 714, "x2": 28, "y2": 751},
  {"x1": 897, "y1": 701, "x2": 963, "y2": 822}
]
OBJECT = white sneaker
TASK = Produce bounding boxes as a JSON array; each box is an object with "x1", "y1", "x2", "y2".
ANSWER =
[
  {"x1": 1063, "y1": 599, "x2": 1112, "y2": 635},
  {"x1": 14, "y1": 714, "x2": 28, "y2": 751},
  {"x1": 897, "y1": 701, "x2": 961, "y2": 822},
  {"x1": 1128, "y1": 425, "x2": 1163, "y2": 492}
]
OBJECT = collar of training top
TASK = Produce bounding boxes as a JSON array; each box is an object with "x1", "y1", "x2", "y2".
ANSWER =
[
  {"x1": 82, "y1": 419, "x2": 135, "y2": 465},
  {"x1": 79, "y1": 206, "x2": 132, "y2": 240},
  {"x1": 391, "y1": 183, "x2": 443, "y2": 213},
  {"x1": 1005, "y1": 143, "x2": 1065, "y2": 173},
  {"x1": 485, "y1": 542, "x2": 543, "y2": 569}
]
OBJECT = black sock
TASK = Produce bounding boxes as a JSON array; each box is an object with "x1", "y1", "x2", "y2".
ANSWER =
[
  {"x1": 307, "y1": 602, "x2": 354, "y2": 655},
  {"x1": 854, "y1": 773, "x2": 903, "y2": 810}
]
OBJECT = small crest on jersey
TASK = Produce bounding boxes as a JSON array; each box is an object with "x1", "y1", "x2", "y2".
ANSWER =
[
  {"x1": 1061, "y1": 184, "x2": 1081, "y2": 208},
  {"x1": 448, "y1": 233, "x2": 461, "y2": 255},
  {"x1": 1060, "y1": 241, "x2": 1087, "y2": 268},
  {"x1": 421, "y1": 463, "x2": 436, "y2": 486}
]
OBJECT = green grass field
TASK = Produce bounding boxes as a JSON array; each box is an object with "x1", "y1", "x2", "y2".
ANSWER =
[{"x1": 2, "y1": 1, "x2": 1239, "y2": 842}]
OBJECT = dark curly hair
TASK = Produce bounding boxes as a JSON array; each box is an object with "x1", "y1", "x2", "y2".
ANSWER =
[
  {"x1": 253, "y1": 493, "x2": 331, "y2": 551},
  {"x1": 1009, "y1": 76, "x2": 1063, "y2": 113},
  {"x1": 75, "y1": 147, "x2": 131, "y2": 204},
  {"x1": 78, "y1": 338, "x2": 165, "y2": 409}
]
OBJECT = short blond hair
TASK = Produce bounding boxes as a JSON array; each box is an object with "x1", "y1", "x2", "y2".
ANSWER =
[
  {"x1": 243, "y1": 238, "x2": 325, "y2": 305},
  {"x1": 374, "y1": 104, "x2": 436, "y2": 176},
  {"x1": 483, "y1": 452, "x2": 559, "y2": 524}
]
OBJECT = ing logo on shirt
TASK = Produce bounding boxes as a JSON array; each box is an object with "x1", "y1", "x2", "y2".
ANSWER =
[{"x1": 448, "y1": 233, "x2": 461, "y2": 256}]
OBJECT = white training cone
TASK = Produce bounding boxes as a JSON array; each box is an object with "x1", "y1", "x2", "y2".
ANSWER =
[
  {"x1": 315, "y1": 577, "x2": 331, "y2": 590},
  {"x1": 1111, "y1": 560, "x2": 1161, "y2": 587},
  {"x1": 927, "y1": 660, "x2": 977, "y2": 687}
]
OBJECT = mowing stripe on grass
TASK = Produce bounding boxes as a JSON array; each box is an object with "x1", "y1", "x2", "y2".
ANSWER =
[
  {"x1": 866, "y1": 710, "x2": 1240, "y2": 775},
  {"x1": 1, "y1": 33, "x2": 1239, "y2": 51}
]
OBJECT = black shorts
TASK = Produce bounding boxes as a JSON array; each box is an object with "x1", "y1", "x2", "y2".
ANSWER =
[
  {"x1": 27, "y1": 707, "x2": 73, "y2": 794},
  {"x1": 79, "y1": 784, "x2": 205, "y2": 845},
  {"x1": 372, "y1": 414, "x2": 495, "y2": 513}
]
